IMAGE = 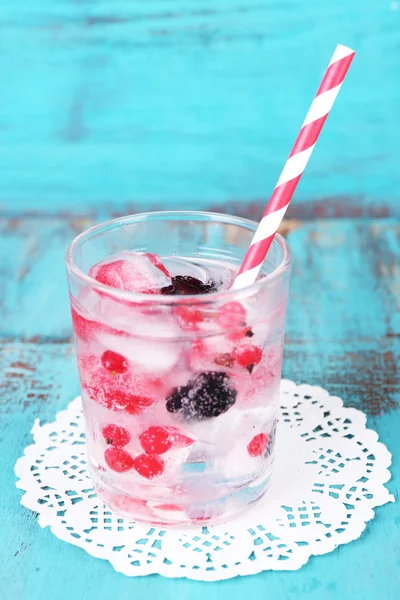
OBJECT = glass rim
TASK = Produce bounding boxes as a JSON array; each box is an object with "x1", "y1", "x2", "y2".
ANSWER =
[{"x1": 65, "y1": 210, "x2": 292, "y2": 304}]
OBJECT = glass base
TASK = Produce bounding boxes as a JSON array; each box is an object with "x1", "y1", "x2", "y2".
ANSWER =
[{"x1": 93, "y1": 467, "x2": 273, "y2": 527}]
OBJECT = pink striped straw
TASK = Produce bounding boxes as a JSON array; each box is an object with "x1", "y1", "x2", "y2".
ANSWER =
[{"x1": 232, "y1": 44, "x2": 355, "y2": 290}]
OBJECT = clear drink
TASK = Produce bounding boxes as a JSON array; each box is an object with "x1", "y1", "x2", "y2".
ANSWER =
[{"x1": 66, "y1": 212, "x2": 291, "y2": 526}]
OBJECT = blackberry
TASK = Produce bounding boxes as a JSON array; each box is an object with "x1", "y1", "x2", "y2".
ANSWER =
[
  {"x1": 161, "y1": 275, "x2": 218, "y2": 296},
  {"x1": 166, "y1": 371, "x2": 237, "y2": 420}
]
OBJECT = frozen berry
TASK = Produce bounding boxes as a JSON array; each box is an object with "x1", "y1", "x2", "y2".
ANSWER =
[
  {"x1": 104, "y1": 447, "x2": 134, "y2": 472},
  {"x1": 124, "y1": 395, "x2": 155, "y2": 415},
  {"x1": 101, "y1": 350, "x2": 129, "y2": 374},
  {"x1": 79, "y1": 357, "x2": 155, "y2": 414},
  {"x1": 102, "y1": 424, "x2": 131, "y2": 447},
  {"x1": 227, "y1": 327, "x2": 254, "y2": 342},
  {"x1": 71, "y1": 307, "x2": 103, "y2": 342},
  {"x1": 165, "y1": 426, "x2": 194, "y2": 448},
  {"x1": 247, "y1": 433, "x2": 269, "y2": 457},
  {"x1": 139, "y1": 426, "x2": 172, "y2": 455},
  {"x1": 214, "y1": 353, "x2": 236, "y2": 368},
  {"x1": 89, "y1": 252, "x2": 171, "y2": 294},
  {"x1": 133, "y1": 454, "x2": 165, "y2": 479},
  {"x1": 175, "y1": 305, "x2": 204, "y2": 330},
  {"x1": 166, "y1": 371, "x2": 237, "y2": 420},
  {"x1": 217, "y1": 302, "x2": 246, "y2": 329},
  {"x1": 161, "y1": 275, "x2": 217, "y2": 296},
  {"x1": 233, "y1": 344, "x2": 263, "y2": 373}
]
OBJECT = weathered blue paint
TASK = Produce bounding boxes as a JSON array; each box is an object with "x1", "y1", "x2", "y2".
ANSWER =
[
  {"x1": 1, "y1": 0, "x2": 400, "y2": 594},
  {"x1": 0, "y1": 1, "x2": 399, "y2": 216},
  {"x1": 1, "y1": 217, "x2": 399, "y2": 598}
]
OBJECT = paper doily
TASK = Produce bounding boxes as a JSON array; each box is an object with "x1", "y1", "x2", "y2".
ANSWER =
[{"x1": 15, "y1": 380, "x2": 394, "y2": 581}]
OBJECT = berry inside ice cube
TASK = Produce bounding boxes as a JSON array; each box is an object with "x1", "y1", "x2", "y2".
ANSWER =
[
  {"x1": 102, "y1": 424, "x2": 131, "y2": 447},
  {"x1": 247, "y1": 433, "x2": 269, "y2": 457},
  {"x1": 104, "y1": 447, "x2": 134, "y2": 472},
  {"x1": 133, "y1": 454, "x2": 165, "y2": 479},
  {"x1": 79, "y1": 355, "x2": 155, "y2": 413},
  {"x1": 139, "y1": 426, "x2": 173, "y2": 455},
  {"x1": 233, "y1": 343, "x2": 263, "y2": 373},
  {"x1": 166, "y1": 371, "x2": 237, "y2": 420},
  {"x1": 89, "y1": 252, "x2": 171, "y2": 294}
]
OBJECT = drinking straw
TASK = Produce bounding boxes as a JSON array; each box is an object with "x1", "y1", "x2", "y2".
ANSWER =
[{"x1": 232, "y1": 44, "x2": 355, "y2": 290}]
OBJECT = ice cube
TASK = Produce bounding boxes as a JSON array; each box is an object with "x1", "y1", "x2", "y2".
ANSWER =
[
  {"x1": 99, "y1": 332, "x2": 182, "y2": 373},
  {"x1": 89, "y1": 252, "x2": 171, "y2": 293}
]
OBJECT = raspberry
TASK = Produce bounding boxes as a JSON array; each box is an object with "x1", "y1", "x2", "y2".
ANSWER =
[
  {"x1": 133, "y1": 454, "x2": 165, "y2": 479},
  {"x1": 102, "y1": 424, "x2": 131, "y2": 447},
  {"x1": 89, "y1": 252, "x2": 171, "y2": 294},
  {"x1": 233, "y1": 344, "x2": 263, "y2": 373},
  {"x1": 101, "y1": 350, "x2": 129, "y2": 374},
  {"x1": 166, "y1": 371, "x2": 237, "y2": 420},
  {"x1": 139, "y1": 426, "x2": 172, "y2": 455},
  {"x1": 104, "y1": 447, "x2": 134, "y2": 472},
  {"x1": 217, "y1": 302, "x2": 246, "y2": 329},
  {"x1": 175, "y1": 305, "x2": 204, "y2": 330},
  {"x1": 247, "y1": 433, "x2": 269, "y2": 457}
]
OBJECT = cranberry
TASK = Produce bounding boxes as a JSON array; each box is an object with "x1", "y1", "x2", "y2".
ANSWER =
[
  {"x1": 139, "y1": 426, "x2": 173, "y2": 455},
  {"x1": 133, "y1": 454, "x2": 165, "y2": 479},
  {"x1": 217, "y1": 302, "x2": 246, "y2": 329},
  {"x1": 247, "y1": 433, "x2": 269, "y2": 457},
  {"x1": 233, "y1": 344, "x2": 263, "y2": 372},
  {"x1": 104, "y1": 447, "x2": 134, "y2": 472},
  {"x1": 102, "y1": 424, "x2": 131, "y2": 447},
  {"x1": 101, "y1": 350, "x2": 129, "y2": 374}
]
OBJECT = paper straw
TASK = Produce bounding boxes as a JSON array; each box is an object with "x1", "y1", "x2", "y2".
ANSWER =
[{"x1": 232, "y1": 44, "x2": 355, "y2": 290}]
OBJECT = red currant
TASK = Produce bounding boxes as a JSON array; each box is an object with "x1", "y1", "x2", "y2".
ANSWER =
[
  {"x1": 165, "y1": 427, "x2": 194, "y2": 448},
  {"x1": 102, "y1": 424, "x2": 131, "y2": 447},
  {"x1": 104, "y1": 447, "x2": 134, "y2": 472},
  {"x1": 227, "y1": 327, "x2": 254, "y2": 342},
  {"x1": 139, "y1": 426, "x2": 172, "y2": 455},
  {"x1": 217, "y1": 302, "x2": 246, "y2": 329},
  {"x1": 233, "y1": 344, "x2": 263, "y2": 372},
  {"x1": 247, "y1": 433, "x2": 269, "y2": 457},
  {"x1": 133, "y1": 454, "x2": 165, "y2": 479},
  {"x1": 175, "y1": 306, "x2": 204, "y2": 330},
  {"x1": 124, "y1": 395, "x2": 155, "y2": 415},
  {"x1": 101, "y1": 350, "x2": 129, "y2": 374}
]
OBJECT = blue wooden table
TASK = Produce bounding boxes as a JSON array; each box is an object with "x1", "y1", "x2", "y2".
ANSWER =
[{"x1": 1, "y1": 1, "x2": 399, "y2": 598}]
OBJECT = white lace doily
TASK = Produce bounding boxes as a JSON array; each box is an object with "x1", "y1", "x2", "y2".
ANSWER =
[{"x1": 15, "y1": 380, "x2": 394, "y2": 581}]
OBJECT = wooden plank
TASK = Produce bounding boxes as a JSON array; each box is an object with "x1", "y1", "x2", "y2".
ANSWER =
[
  {"x1": 0, "y1": 1, "x2": 398, "y2": 215},
  {"x1": 1, "y1": 337, "x2": 399, "y2": 598},
  {"x1": 1, "y1": 215, "x2": 399, "y2": 597}
]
